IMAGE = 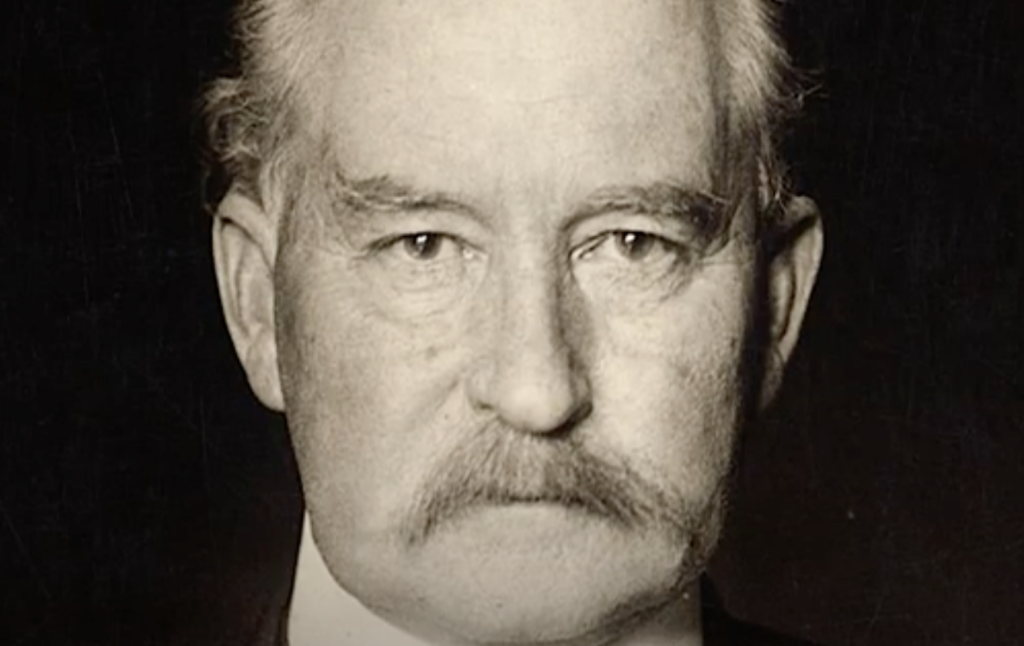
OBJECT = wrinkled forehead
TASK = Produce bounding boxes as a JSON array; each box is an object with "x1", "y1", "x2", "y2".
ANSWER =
[{"x1": 274, "y1": 0, "x2": 725, "y2": 142}]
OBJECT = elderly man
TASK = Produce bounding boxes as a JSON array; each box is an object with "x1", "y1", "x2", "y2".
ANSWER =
[{"x1": 204, "y1": 0, "x2": 823, "y2": 643}]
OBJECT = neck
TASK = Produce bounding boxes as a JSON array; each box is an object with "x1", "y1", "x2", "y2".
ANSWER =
[{"x1": 288, "y1": 515, "x2": 704, "y2": 646}]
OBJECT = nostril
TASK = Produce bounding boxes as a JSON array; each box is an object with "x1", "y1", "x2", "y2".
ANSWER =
[{"x1": 544, "y1": 399, "x2": 593, "y2": 440}]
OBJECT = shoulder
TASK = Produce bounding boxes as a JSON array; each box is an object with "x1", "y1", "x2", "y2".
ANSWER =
[
  {"x1": 703, "y1": 606, "x2": 819, "y2": 646},
  {"x1": 242, "y1": 563, "x2": 294, "y2": 646},
  {"x1": 701, "y1": 578, "x2": 820, "y2": 646}
]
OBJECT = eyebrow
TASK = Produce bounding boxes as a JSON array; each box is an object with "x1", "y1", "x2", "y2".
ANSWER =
[
  {"x1": 570, "y1": 182, "x2": 730, "y2": 239},
  {"x1": 329, "y1": 174, "x2": 730, "y2": 237},
  {"x1": 329, "y1": 175, "x2": 475, "y2": 217}
]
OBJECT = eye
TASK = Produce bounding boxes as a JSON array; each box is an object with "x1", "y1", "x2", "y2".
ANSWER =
[
  {"x1": 365, "y1": 230, "x2": 484, "y2": 298},
  {"x1": 575, "y1": 230, "x2": 683, "y2": 264},
  {"x1": 383, "y1": 232, "x2": 472, "y2": 264},
  {"x1": 613, "y1": 231, "x2": 658, "y2": 261},
  {"x1": 401, "y1": 233, "x2": 446, "y2": 261},
  {"x1": 571, "y1": 228, "x2": 692, "y2": 302}
]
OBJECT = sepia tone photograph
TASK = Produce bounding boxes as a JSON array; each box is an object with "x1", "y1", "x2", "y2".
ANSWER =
[{"x1": 2, "y1": 0, "x2": 1021, "y2": 644}]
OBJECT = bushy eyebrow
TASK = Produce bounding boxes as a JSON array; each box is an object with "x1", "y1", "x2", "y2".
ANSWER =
[
  {"x1": 327, "y1": 174, "x2": 730, "y2": 238},
  {"x1": 570, "y1": 182, "x2": 730, "y2": 239},
  {"x1": 328, "y1": 175, "x2": 475, "y2": 217}
]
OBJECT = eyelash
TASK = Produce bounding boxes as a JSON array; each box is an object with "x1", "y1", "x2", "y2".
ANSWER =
[
  {"x1": 573, "y1": 230, "x2": 685, "y2": 260},
  {"x1": 373, "y1": 232, "x2": 476, "y2": 261},
  {"x1": 372, "y1": 229, "x2": 686, "y2": 262}
]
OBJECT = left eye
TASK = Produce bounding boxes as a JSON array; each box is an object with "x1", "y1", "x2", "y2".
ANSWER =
[
  {"x1": 576, "y1": 230, "x2": 681, "y2": 263},
  {"x1": 612, "y1": 231, "x2": 659, "y2": 261},
  {"x1": 400, "y1": 233, "x2": 448, "y2": 260}
]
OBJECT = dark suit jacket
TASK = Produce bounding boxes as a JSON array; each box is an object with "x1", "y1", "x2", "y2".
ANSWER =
[{"x1": 247, "y1": 577, "x2": 818, "y2": 646}]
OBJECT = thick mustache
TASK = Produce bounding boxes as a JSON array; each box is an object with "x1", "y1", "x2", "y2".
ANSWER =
[{"x1": 400, "y1": 424, "x2": 702, "y2": 547}]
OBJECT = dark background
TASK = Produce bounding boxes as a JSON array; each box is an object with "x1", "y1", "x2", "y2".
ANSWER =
[{"x1": 1, "y1": 1, "x2": 1021, "y2": 644}]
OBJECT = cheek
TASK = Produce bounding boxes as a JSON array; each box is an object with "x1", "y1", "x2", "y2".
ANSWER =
[
  {"x1": 273, "y1": 252, "x2": 474, "y2": 535},
  {"x1": 591, "y1": 270, "x2": 753, "y2": 493}
]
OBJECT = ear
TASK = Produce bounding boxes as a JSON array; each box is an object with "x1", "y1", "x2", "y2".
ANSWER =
[
  {"x1": 757, "y1": 195, "x2": 824, "y2": 409},
  {"x1": 212, "y1": 189, "x2": 285, "y2": 412}
]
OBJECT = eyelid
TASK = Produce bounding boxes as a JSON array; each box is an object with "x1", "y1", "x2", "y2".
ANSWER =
[
  {"x1": 370, "y1": 231, "x2": 483, "y2": 261},
  {"x1": 570, "y1": 213, "x2": 688, "y2": 248},
  {"x1": 570, "y1": 229, "x2": 684, "y2": 263},
  {"x1": 569, "y1": 203, "x2": 735, "y2": 267},
  {"x1": 371, "y1": 231, "x2": 443, "y2": 250},
  {"x1": 352, "y1": 207, "x2": 484, "y2": 249}
]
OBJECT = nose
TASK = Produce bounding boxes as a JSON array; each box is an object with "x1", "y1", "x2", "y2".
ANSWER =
[{"x1": 468, "y1": 262, "x2": 592, "y2": 435}]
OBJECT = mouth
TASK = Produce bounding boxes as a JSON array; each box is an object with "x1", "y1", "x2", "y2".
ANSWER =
[
  {"x1": 477, "y1": 487, "x2": 598, "y2": 514},
  {"x1": 495, "y1": 492, "x2": 583, "y2": 505}
]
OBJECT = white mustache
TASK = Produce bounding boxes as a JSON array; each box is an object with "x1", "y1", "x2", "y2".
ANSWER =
[{"x1": 400, "y1": 423, "x2": 706, "y2": 547}]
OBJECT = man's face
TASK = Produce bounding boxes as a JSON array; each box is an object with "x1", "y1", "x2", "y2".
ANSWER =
[{"x1": 264, "y1": 0, "x2": 762, "y2": 643}]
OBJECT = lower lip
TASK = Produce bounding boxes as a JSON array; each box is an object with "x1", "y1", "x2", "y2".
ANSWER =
[{"x1": 421, "y1": 503, "x2": 632, "y2": 556}]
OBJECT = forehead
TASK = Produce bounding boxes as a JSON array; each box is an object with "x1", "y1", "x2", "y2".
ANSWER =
[{"x1": 284, "y1": 0, "x2": 724, "y2": 201}]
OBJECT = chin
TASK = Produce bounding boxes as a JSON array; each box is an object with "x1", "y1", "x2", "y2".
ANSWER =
[{"x1": 368, "y1": 507, "x2": 703, "y2": 646}]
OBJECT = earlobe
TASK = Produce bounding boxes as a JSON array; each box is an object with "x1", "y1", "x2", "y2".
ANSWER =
[
  {"x1": 758, "y1": 195, "x2": 824, "y2": 409},
  {"x1": 212, "y1": 190, "x2": 285, "y2": 412}
]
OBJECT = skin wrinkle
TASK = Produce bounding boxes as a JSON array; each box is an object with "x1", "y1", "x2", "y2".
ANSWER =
[
  {"x1": 208, "y1": 1, "x2": 824, "y2": 644},
  {"x1": 202, "y1": 0, "x2": 797, "y2": 223},
  {"x1": 339, "y1": 181, "x2": 729, "y2": 257},
  {"x1": 287, "y1": 164, "x2": 749, "y2": 329},
  {"x1": 296, "y1": 168, "x2": 744, "y2": 274},
  {"x1": 260, "y1": 71, "x2": 755, "y2": 261}
]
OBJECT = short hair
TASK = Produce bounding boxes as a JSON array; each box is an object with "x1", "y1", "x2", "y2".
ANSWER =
[{"x1": 201, "y1": 0, "x2": 799, "y2": 228}]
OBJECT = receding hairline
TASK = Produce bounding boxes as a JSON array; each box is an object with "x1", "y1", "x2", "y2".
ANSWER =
[{"x1": 203, "y1": 0, "x2": 795, "y2": 221}]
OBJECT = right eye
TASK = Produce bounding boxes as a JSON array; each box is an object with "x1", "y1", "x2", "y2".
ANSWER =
[
  {"x1": 368, "y1": 232, "x2": 483, "y2": 297},
  {"x1": 382, "y1": 232, "x2": 469, "y2": 265}
]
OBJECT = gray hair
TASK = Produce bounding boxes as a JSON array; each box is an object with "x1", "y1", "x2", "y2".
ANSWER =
[{"x1": 202, "y1": 0, "x2": 801, "y2": 229}]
